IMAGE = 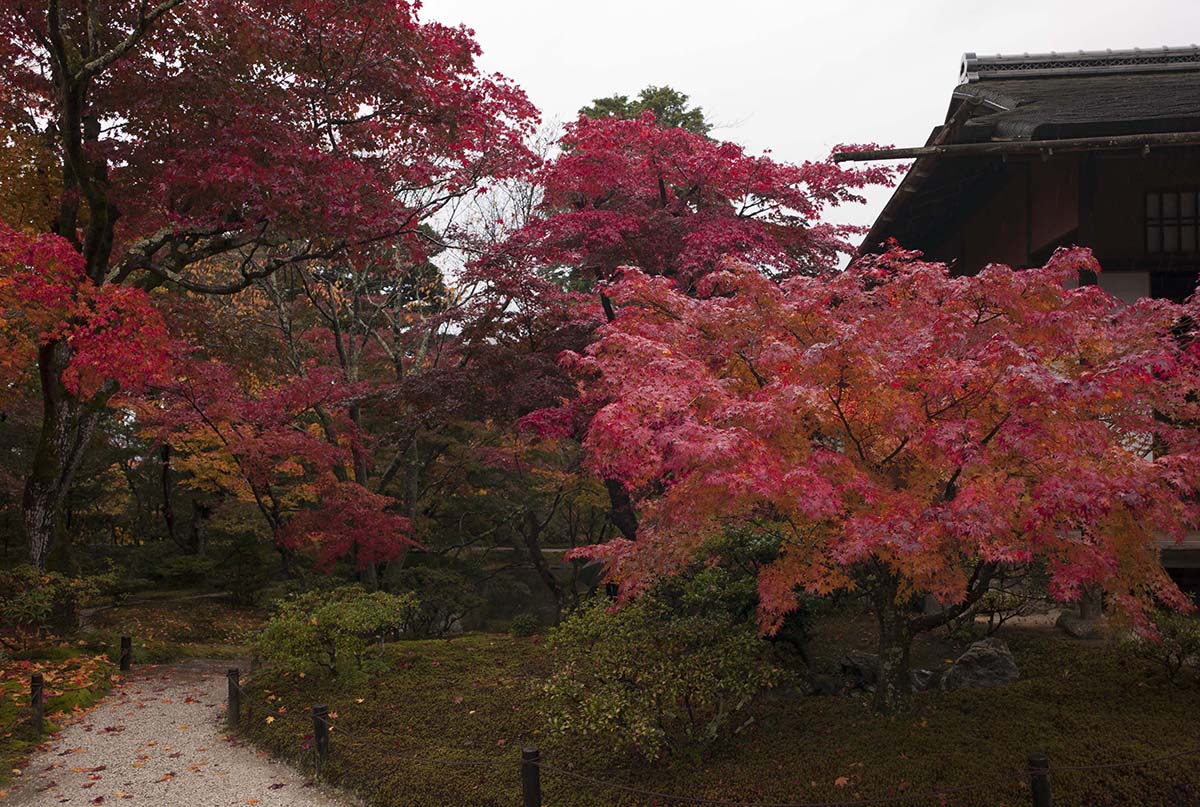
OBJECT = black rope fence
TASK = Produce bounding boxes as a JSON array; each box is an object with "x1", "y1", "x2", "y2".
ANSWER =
[{"x1": 216, "y1": 664, "x2": 1200, "y2": 807}]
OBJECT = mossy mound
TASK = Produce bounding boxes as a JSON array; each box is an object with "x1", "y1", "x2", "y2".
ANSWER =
[{"x1": 235, "y1": 630, "x2": 1200, "y2": 807}]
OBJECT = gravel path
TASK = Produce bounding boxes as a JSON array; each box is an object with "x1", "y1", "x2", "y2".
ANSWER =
[{"x1": 6, "y1": 659, "x2": 356, "y2": 807}]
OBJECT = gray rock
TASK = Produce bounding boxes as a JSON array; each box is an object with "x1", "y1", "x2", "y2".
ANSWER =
[
  {"x1": 839, "y1": 651, "x2": 879, "y2": 688},
  {"x1": 1056, "y1": 610, "x2": 1104, "y2": 639},
  {"x1": 910, "y1": 668, "x2": 939, "y2": 691},
  {"x1": 941, "y1": 637, "x2": 1020, "y2": 691},
  {"x1": 802, "y1": 674, "x2": 844, "y2": 696}
]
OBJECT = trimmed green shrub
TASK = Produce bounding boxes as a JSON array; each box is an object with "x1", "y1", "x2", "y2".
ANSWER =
[
  {"x1": 389, "y1": 565, "x2": 484, "y2": 638},
  {"x1": 509, "y1": 612, "x2": 540, "y2": 637},
  {"x1": 215, "y1": 533, "x2": 273, "y2": 605},
  {"x1": 543, "y1": 592, "x2": 783, "y2": 762},
  {"x1": 256, "y1": 586, "x2": 419, "y2": 677},
  {"x1": 154, "y1": 554, "x2": 218, "y2": 587},
  {"x1": 0, "y1": 566, "x2": 100, "y2": 646},
  {"x1": 1124, "y1": 610, "x2": 1200, "y2": 684}
]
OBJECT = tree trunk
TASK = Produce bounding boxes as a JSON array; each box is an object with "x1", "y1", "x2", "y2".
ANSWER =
[
  {"x1": 872, "y1": 577, "x2": 914, "y2": 715},
  {"x1": 23, "y1": 340, "x2": 105, "y2": 570},
  {"x1": 160, "y1": 444, "x2": 182, "y2": 549},
  {"x1": 520, "y1": 508, "x2": 566, "y2": 620},
  {"x1": 187, "y1": 499, "x2": 213, "y2": 555},
  {"x1": 604, "y1": 478, "x2": 638, "y2": 541},
  {"x1": 1079, "y1": 585, "x2": 1103, "y2": 621}
]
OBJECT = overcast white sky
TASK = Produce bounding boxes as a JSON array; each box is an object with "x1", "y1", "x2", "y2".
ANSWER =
[{"x1": 423, "y1": 0, "x2": 1200, "y2": 233}]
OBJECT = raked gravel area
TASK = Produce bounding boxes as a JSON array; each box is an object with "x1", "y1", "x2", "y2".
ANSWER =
[{"x1": 5, "y1": 659, "x2": 356, "y2": 807}]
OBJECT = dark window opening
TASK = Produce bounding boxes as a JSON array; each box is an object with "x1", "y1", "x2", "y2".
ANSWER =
[
  {"x1": 1150, "y1": 271, "x2": 1200, "y2": 303},
  {"x1": 1147, "y1": 191, "x2": 1200, "y2": 254}
]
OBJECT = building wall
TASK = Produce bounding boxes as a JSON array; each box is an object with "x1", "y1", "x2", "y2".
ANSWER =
[
  {"x1": 1089, "y1": 150, "x2": 1200, "y2": 265},
  {"x1": 945, "y1": 149, "x2": 1200, "y2": 301},
  {"x1": 959, "y1": 165, "x2": 1030, "y2": 271}
]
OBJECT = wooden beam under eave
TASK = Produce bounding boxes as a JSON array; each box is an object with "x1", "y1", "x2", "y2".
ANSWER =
[{"x1": 834, "y1": 131, "x2": 1200, "y2": 163}]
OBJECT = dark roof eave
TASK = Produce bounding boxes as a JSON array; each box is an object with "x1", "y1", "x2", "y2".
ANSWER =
[{"x1": 856, "y1": 99, "x2": 983, "y2": 255}]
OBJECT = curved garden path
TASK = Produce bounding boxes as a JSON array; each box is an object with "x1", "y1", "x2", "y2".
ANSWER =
[{"x1": 5, "y1": 659, "x2": 355, "y2": 807}]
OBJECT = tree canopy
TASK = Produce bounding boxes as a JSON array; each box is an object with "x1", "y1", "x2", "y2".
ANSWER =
[
  {"x1": 567, "y1": 246, "x2": 1200, "y2": 711},
  {"x1": 0, "y1": 0, "x2": 536, "y2": 568},
  {"x1": 580, "y1": 85, "x2": 712, "y2": 135}
]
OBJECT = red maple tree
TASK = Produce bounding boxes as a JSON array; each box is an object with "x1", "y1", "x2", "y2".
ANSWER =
[
  {"x1": 569, "y1": 246, "x2": 1200, "y2": 712},
  {"x1": 0, "y1": 0, "x2": 536, "y2": 566},
  {"x1": 481, "y1": 112, "x2": 897, "y2": 537},
  {"x1": 490, "y1": 113, "x2": 896, "y2": 291}
]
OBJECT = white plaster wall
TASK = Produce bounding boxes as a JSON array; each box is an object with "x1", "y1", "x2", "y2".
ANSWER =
[{"x1": 1098, "y1": 271, "x2": 1150, "y2": 304}]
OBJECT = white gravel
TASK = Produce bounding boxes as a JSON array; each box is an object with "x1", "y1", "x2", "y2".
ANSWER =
[{"x1": 5, "y1": 659, "x2": 356, "y2": 807}]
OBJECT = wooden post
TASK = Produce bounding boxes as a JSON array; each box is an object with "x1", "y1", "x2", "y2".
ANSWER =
[
  {"x1": 226, "y1": 669, "x2": 240, "y2": 728},
  {"x1": 312, "y1": 704, "x2": 330, "y2": 771},
  {"x1": 30, "y1": 673, "x2": 44, "y2": 737},
  {"x1": 119, "y1": 636, "x2": 132, "y2": 672},
  {"x1": 1028, "y1": 752, "x2": 1052, "y2": 807},
  {"x1": 521, "y1": 746, "x2": 542, "y2": 807}
]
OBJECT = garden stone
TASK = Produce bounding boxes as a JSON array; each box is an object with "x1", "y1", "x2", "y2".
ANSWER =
[
  {"x1": 1056, "y1": 610, "x2": 1104, "y2": 639},
  {"x1": 940, "y1": 637, "x2": 1020, "y2": 691},
  {"x1": 909, "y1": 668, "x2": 938, "y2": 691},
  {"x1": 839, "y1": 650, "x2": 879, "y2": 689},
  {"x1": 802, "y1": 674, "x2": 844, "y2": 696}
]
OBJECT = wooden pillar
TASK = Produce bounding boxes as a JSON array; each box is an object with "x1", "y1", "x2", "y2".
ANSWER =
[
  {"x1": 119, "y1": 636, "x2": 132, "y2": 672},
  {"x1": 226, "y1": 669, "x2": 240, "y2": 728},
  {"x1": 30, "y1": 673, "x2": 44, "y2": 736},
  {"x1": 521, "y1": 746, "x2": 542, "y2": 807}
]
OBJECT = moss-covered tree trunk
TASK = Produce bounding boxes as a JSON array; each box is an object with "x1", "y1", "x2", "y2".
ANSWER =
[
  {"x1": 871, "y1": 574, "x2": 914, "y2": 714},
  {"x1": 868, "y1": 560, "x2": 1001, "y2": 714}
]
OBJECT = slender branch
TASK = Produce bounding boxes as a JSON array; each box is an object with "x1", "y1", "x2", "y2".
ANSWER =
[
  {"x1": 907, "y1": 560, "x2": 1000, "y2": 634},
  {"x1": 76, "y1": 0, "x2": 187, "y2": 81}
]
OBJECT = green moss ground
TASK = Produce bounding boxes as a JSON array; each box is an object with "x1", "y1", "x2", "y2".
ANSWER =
[
  {"x1": 83, "y1": 595, "x2": 265, "y2": 663},
  {"x1": 0, "y1": 645, "x2": 115, "y2": 791},
  {"x1": 236, "y1": 630, "x2": 1200, "y2": 807}
]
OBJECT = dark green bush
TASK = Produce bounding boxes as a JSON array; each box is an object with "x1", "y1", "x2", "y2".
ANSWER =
[
  {"x1": 543, "y1": 592, "x2": 783, "y2": 762},
  {"x1": 256, "y1": 585, "x2": 419, "y2": 677},
  {"x1": 1123, "y1": 610, "x2": 1200, "y2": 683},
  {"x1": 153, "y1": 554, "x2": 218, "y2": 587},
  {"x1": 214, "y1": 533, "x2": 273, "y2": 605},
  {"x1": 509, "y1": 612, "x2": 540, "y2": 637},
  {"x1": 388, "y1": 565, "x2": 484, "y2": 638},
  {"x1": 0, "y1": 566, "x2": 100, "y2": 645}
]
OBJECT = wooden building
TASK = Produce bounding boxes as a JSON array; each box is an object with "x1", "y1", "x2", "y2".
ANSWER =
[
  {"x1": 839, "y1": 46, "x2": 1200, "y2": 584},
  {"x1": 840, "y1": 46, "x2": 1200, "y2": 303}
]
